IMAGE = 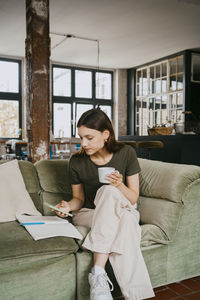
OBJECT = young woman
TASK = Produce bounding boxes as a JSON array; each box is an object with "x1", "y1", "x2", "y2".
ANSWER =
[{"x1": 54, "y1": 108, "x2": 155, "y2": 300}]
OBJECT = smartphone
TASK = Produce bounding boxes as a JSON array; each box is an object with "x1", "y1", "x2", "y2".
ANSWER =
[{"x1": 47, "y1": 203, "x2": 73, "y2": 217}]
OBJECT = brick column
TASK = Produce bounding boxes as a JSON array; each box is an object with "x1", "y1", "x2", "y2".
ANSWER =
[{"x1": 25, "y1": 0, "x2": 50, "y2": 162}]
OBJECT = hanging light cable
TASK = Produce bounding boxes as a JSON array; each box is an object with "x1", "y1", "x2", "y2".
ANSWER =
[
  {"x1": 51, "y1": 32, "x2": 101, "y2": 109},
  {"x1": 50, "y1": 32, "x2": 98, "y2": 50}
]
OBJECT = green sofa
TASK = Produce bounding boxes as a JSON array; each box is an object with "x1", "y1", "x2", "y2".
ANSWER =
[{"x1": 0, "y1": 158, "x2": 200, "y2": 300}]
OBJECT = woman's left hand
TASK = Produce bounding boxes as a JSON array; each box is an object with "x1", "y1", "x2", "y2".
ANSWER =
[{"x1": 106, "y1": 171, "x2": 123, "y2": 187}]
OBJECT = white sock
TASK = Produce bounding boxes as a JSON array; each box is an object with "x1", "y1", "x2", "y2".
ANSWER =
[{"x1": 91, "y1": 265, "x2": 105, "y2": 275}]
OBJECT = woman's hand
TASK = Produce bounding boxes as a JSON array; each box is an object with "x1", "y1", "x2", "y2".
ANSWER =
[
  {"x1": 51, "y1": 200, "x2": 71, "y2": 218},
  {"x1": 106, "y1": 171, "x2": 123, "y2": 187}
]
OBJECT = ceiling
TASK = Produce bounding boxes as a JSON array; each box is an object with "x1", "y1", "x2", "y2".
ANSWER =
[{"x1": 0, "y1": 0, "x2": 200, "y2": 69}]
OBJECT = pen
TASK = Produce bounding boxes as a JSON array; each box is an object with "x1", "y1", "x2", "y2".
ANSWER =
[{"x1": 21, "y1": 222, "x2": 45, "y2": 225}]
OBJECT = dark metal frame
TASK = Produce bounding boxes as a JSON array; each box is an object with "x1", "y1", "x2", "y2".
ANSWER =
[
  {"x1": 127, "y1": 50, "x2": 187, "y2": 136},
  {"x1": 0, "y1": 57, "x2": 22, "y2": 140},
  {"x1": 52, "y1": 64, "x2": 113, "y2": 137}
]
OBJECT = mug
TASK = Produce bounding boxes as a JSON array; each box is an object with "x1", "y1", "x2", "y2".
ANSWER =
[{"x1": 98, "y1": 167, "x2": 115, "y2": 183}]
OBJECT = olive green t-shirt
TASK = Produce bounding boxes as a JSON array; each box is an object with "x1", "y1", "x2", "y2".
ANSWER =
[{"x1": 68, "y1": 145, "x2": 141, "y2": 209}]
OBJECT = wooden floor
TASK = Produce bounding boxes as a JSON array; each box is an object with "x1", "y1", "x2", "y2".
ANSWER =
[{"x1": 117, "y1": 276, "x2": 200, "y2": 300}]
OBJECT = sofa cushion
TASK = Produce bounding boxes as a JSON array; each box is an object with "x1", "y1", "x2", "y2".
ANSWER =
[
  {"x1": 141, "y1": 224, "x2": 169, "y2": 247},
  {"x1": 35, "y1": 160, "x2": 73, "y2": 215},
  {"x1": 18, "y1": 160, "x2": 43, "y2": 212},
  {"x1": 138, "y1": 196, "x2": 184, "y2": 241},
  {"x1": 35, "y1": 160, "x2": 72, "y2": 194},
  {"x1": 138, "y1": 158, "x2": 200, "y2": 203},
  {"x1": 0, "y1": 160, "x2": 41, "y2": 222},
  {"x1": 0, "y1": 221, "x2": 79, "y2": 260}
]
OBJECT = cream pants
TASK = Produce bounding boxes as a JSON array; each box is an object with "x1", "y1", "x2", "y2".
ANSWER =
[{"x1": 73, "y1": 185, "x2": 155, "y2": 300}]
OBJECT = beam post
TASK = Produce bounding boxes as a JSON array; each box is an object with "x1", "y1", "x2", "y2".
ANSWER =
[{"x1": 25, "y1": 0, "x2": 50, "y2": 162}]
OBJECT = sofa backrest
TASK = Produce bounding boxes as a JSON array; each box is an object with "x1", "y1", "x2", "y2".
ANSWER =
[
  {"x1": 137, "y1": 158, "x2": 200, "y2": 243},
  {"x1": 35, "y1": 160, "x2": 72, "y2": 215},
  {"x1": 138, "y1": 158, "x2": 200, "y2": 203}
]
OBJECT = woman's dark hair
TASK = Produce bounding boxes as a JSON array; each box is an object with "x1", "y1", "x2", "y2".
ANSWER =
[{"x1": 77, "y1": 108, "x2": 124, "y2": 154}]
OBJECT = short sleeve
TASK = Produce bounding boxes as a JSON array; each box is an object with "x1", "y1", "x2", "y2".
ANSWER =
[
  {"x1": 126, "y1": 146, "x2": 141, "y2": 176},
  {"x1": 68, "y1": 156, "x2": 81, "y2": 184}
]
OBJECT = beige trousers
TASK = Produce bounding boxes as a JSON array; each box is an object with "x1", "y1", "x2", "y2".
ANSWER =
[{"x1": 73, "y1": 185, "x2": 155, "y2": 300}]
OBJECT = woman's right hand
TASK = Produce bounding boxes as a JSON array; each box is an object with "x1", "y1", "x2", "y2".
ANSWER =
[{"x1": 52, "y1": 200, "x2": 71, "y2": 218}]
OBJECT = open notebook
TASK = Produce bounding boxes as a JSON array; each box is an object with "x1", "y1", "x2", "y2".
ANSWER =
[{"x1": 16, "y1": 214, "x2": 83, "y2": 241}]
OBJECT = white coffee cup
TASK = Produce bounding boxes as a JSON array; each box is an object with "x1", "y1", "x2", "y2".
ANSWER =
[{"x1": 98, "y1": 167, "x2": 115, "y2": 183}]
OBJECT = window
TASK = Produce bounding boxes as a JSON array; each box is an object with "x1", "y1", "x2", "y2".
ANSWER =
[
  {"x1": 0, "y1": 58, "x2": 22, "y2": 139},
  {"x1": 52, "y1": 65, "x2": 113, "y2": 138},
  {"x1": 136, "y1": 55, "x2": 184, "y2": 135}
]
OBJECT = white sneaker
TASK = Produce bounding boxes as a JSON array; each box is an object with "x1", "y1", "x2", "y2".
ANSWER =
[{"x1": 89, "y1": 272, "x2": 114, "y2": 300}]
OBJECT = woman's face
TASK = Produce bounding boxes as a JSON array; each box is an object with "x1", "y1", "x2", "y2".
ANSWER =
[{"x1": 78, "y1": 125, "x2": 109, "y2": 155}]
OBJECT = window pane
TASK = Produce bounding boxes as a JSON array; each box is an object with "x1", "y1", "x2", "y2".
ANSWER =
[
  {"x1": 169, "y1": 59, "x2": 176, "y2": 75},
  {"x1": 99, "y1": 105, "x2": 112, "y2": 120},
  {"x1": 161, "y1": 96, "x2": 168, "y2": 123},
  {"x1": 75, "y1": 104, "x2": 93, "y2": 136},
  {"x1": 150, "y1": 67, "x2": 154, "y2": 80},
  {"x1": 143, "y1": 69, "x2": 147, "y2": 78},
  {"x1": 177, "y1": 56, "x2": 183, "y2": 73},
  {"x1": 0, "y1": 100, "x2": 19, "y2": 138},
  {"x1": 53, "y1": 103, "x2": 71, "y2": 138},
  {"x1": 142, "y1": 99, "x2": 149, "y2": 127},
  {"x1": 149, "y1": 98, "x2": 155, "y2": 111},
  {"x1": 155, "y1": 79, "x2": 161, "y2": 93},
  {"x1": 75, "y1": 70, "x2": 92, "y2": 98},
  {"x1": 53, "y1": 68, "x2": 71, "y2": 96},
  {"x1": 139, "y1": 82, "x2": 143, "y2": 96},
  {"x1": 137, "y1": 71, "x2": 141, "y2": 83},
  {"x1": 169, "y1": 94, "x2": 176, "y2": 111},
  {"x1": 170, "y1": 76, "x2": 177, "y2": 91},
  {"x1": 155, "y1": 97, "x2": 161, "y2": 125},
  {"x1": 177, "y1": 74, "x2": 183, "y2": 90},
  {"x1": 150, "y1": 80, "x2": 155, "y2": 94},
  {"x1": 143, "y1": 70, "x2": 148, "y2": 96},
  {"x1": 0, "y1": 61, "x2": 19, "y2": 93},
  {"x1": 162, "y1": 78, "x2": 167, "y2": 93},
  {"x1": 156, "y1": 65, "x2": 160, "y2": 78},
  {"x1": 177, "y1": 93, "x2": 183, "y2": 109},
  {"x1": 136, "y1": 100, "x2": 142, "y2": 112},
  {"x1": 162, "y1": 63, "x2": 167, "y2": 77},
  {"x1": 96, "y1": 73, "x2": 111, "y2": 99}
]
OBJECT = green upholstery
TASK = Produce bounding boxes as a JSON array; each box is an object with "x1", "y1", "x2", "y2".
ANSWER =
[
  {"x1": 138, "y1": 158, "x2": 200, "y2": 288},
  {"x1": 0, "y1": 221, "x2": 78, "y2": 260},
  {"x1": 35, "y1": 160, "x2": 72, "y2": 215},
  {"x1": 166, "y1": 178, "x2": 200, "y2": 283},
  {"x1": 138, "y1": 196, "x2": 184, "y2": 242},
  {"x1": 0, "y1": 160, "x2": 78, "y2": 300},
  {"x1": 0, "y1": 255, "x2": 76, "y2": 300},
  {"x1": 35, "y1": 160, "x2": 71, "y2": 193},
  {"x1": 141, "y1": 244, "x2": 168, "y2": 287},
  {"x1": 1, "y1": 158, "x2": 200, "y2": 299},
  {"x1": 141, "y1": 224, "x2": 169, "y2": 247},
  {"x1": 138, "y1": 158, "x2": 200, "y2": 202}
]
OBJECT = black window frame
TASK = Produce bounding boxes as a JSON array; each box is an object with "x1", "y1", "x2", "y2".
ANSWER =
[
  {"x1": 52, "y1": 64, "x2": 113, "y2": 138},
  {"x1": 0, "y1": 57, "x2": 22, "y2": 140}
]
